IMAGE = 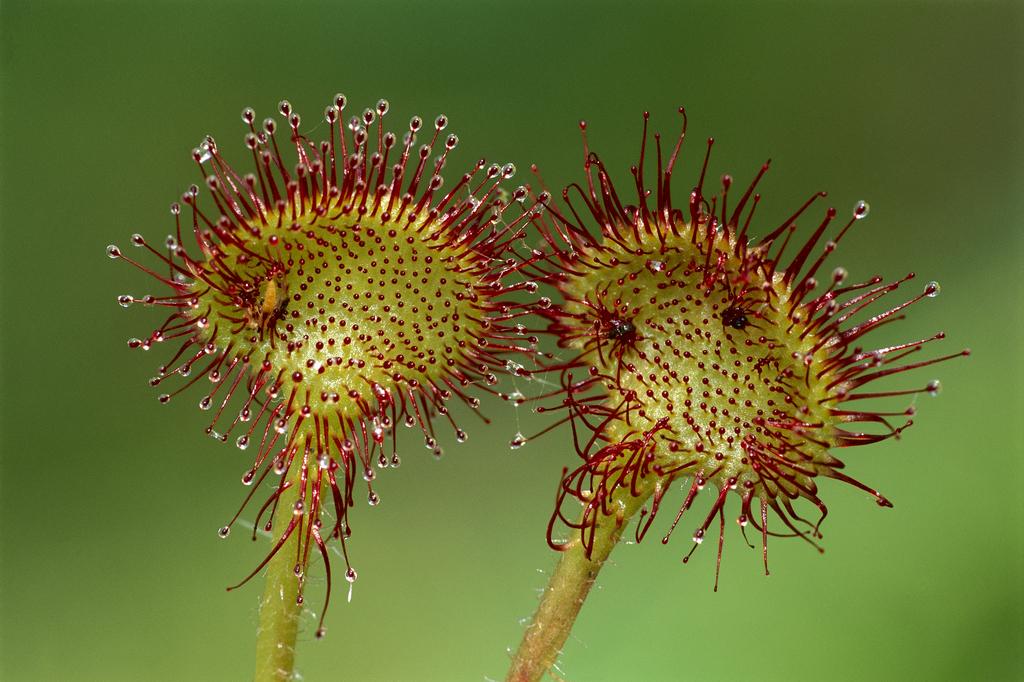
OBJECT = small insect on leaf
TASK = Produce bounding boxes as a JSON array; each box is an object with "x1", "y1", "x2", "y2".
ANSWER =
[{"x1": 261, "y1": 278, "x2": 278, "y2": 318}]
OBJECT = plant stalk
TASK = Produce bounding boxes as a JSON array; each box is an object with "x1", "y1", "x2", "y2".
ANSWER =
[
  {"x1": 506, "y1": 484, "x2": 654, "y2": 682},
  {"x1": 253, "y1": 479, "x2": 304, "y2": 682}
]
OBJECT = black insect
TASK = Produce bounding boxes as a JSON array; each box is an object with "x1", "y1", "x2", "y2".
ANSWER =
[
  {"x1": 607, "y1": 317, "x2": 636, "y2": 340},
  {"x1": 721, "y1": 305, "x2": 749, "y2": 330}
]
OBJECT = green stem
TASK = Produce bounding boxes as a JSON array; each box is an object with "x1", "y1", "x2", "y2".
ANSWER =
[
  {"x1": 253, "y1": 479, "x2": 304, "y2": 682},
  {"x1": 506, "y1": 484, "x2": 655, "y2": 682}
]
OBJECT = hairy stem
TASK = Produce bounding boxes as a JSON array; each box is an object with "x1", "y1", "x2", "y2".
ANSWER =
[
  {"x1": 506, "y1": 484, "x2": 654, "y2": 682},
  {"x1": 254, "y1": 479, "x2": 304, "y2": 682}
]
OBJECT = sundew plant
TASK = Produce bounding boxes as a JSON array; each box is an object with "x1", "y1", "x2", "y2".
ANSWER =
[
  {"x1": 109, "y1": 94, "x2": 548, "y2": 680},
  {"x1": 506, "y1": 111, "x2": 967, "y2": 680}
]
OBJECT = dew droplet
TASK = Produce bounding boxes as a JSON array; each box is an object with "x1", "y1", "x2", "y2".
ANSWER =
[
  {"x1": 367, "y1": 491, "x2": 380, "y2": 506},
  {"x1": 927, "y1": 380, "x2": 942, "y2": 396},
  {"x1": 236, "y1": 435, "x2": 249, "y2": 450},
  {"x1": 345, "y1": 568, "x2": 358, "y2": 583},
  {"x1": 646, "y1": 259, "x2": 666, "y2": 274},
  {"x1": 510, "y1": 433, "x2": 527, "y2": 449},
  {"x1": 925, "y1": 281, "x2": 941, "y2": 297},
  {"x1": 853, "y1": 200, "x2": 870, "y2": 219},
  {"x1": 455, "y1": 429, "x2": 468, "y2": 443},
  {"x1": 218, "y1": 526, "x2": 231, "y2": 539},
  {"x1": 117, "y1": 295, "x2": 133, "y2": 308},
  {"x1": 106, "y1": 245, "x2": 121, "y2": 259}
]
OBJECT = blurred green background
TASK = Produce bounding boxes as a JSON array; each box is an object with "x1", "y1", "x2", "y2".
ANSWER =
[{"x1": 1, "y1": 1, "x2": 1021, "y2": 680}]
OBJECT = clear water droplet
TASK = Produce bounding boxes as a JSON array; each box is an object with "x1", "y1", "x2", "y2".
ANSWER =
[
  {"x1": 217, "y1": 526, "x2": 230, "y2": 539},
  {"x1": 927, "y1": 380, "x2": 942, "y2": 396},
  {"x1": 510, "y1": 433, "x2": 527, "y2": 449},
  {"x1": 853, "y1": 200, "x2": 870, "y2": 219},
  {"x1": 646, "y1": 259, "x2": 665, "y2": 274},
  {"x1": 925, "y1": 281, "x2": 941, "y2": 297}
]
